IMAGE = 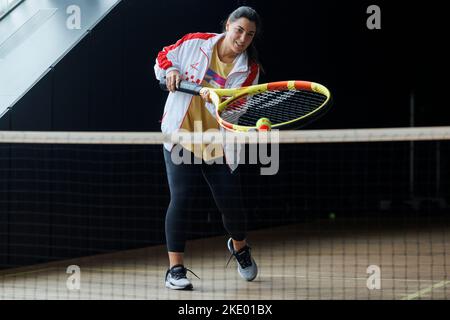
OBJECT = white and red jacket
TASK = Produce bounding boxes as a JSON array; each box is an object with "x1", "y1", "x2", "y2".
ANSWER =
[{"x1": 154, "y1": 32, "x2": 260, "y2": 168}]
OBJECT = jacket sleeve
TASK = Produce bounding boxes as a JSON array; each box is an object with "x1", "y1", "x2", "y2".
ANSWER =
[
  {"x1": 154, "y1": 34, "x2": 192, "y2": 81},
  {"x1": 242, "y1": 62, "x2": 260, "y2": 87}
]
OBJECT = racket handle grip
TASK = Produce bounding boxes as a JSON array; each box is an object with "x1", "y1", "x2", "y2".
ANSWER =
[{"x1": 159, "y1": 79, "x2": 202, "y2": 95}]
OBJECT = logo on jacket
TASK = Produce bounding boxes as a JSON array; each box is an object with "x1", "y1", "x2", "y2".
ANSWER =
[
  {"x1": 204, "y1": 68, "x2": 226, "y2": 88},
  {"x1": 190, "y1": 62, "x2": 200, "y2": 71}
]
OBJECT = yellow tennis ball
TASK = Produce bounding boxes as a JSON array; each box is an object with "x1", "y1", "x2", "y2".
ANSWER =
[{"x1": 256, "y1": 118, "x2": 272, "y2": 131}]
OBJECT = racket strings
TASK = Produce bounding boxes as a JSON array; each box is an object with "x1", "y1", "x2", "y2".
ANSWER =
[{"x1": 221, "y1": 90, "x2": 327, "y2": 126}]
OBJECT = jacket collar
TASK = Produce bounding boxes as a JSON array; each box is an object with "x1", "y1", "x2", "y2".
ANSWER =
[{"x1": 202, "y1": 33, "x2": 249, "y2": 74}]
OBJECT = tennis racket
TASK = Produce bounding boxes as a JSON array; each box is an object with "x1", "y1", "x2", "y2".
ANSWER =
[{"x1": 159, "y1": 79, "x2": 332, "y2": 132}]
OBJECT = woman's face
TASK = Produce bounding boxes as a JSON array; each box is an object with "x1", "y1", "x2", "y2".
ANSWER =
[{"x1": 225, "y1": 17, "x2": 257, "y2": 55}]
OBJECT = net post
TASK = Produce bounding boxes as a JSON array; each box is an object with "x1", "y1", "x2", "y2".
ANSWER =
[{"x1": 409, "y1": 91, "x2": 415, "y2": 199}]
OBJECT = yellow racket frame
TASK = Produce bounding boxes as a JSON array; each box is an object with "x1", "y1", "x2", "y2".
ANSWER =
[{"x1": 208, "y1": 80, "x2": 331, "y2": 132}]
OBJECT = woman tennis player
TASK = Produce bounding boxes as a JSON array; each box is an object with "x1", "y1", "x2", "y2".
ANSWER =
[{"x1": 154, "y1": 6, "x2": 262, "y2": 290}]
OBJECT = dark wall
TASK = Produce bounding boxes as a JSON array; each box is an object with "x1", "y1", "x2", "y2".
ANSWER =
[
  {"x1": 7, "y1": 72, "x2": 53, "y2": 266},
  {"x1": 242, "y1": 0, "x2": 447, "y2": 128},
  {"x1": 0, "y1": 113, "x2": 9, "y2": 267}
]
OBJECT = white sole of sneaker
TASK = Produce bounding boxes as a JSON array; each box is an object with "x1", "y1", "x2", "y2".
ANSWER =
[{"x1": 165, "y1": 281, "x2": 193, "y2": 290}]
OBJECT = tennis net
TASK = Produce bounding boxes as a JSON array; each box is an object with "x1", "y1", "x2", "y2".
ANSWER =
[{"x1": 0, "y1": 127, "x2": 449, "y2": 300}]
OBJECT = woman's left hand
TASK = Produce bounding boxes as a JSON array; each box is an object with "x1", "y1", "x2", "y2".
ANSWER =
[{"x1": 200, "y1": 88, "x2": 212, "y2": 103}]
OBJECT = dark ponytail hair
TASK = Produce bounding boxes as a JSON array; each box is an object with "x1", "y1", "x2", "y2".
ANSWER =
[{"x1": 223, "y1": 6, "x2": 264, "y2": 72}]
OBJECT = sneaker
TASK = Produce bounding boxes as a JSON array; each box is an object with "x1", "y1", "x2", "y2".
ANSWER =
[
  {"x1": 165, "y1": 265, "x2": 199, "y2": 290},
  {"x1": 226, "y1": 238, "x2": 258, "y2": 281}
]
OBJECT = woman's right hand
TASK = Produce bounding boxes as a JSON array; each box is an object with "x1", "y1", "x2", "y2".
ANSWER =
[{"x1": 166, "y1": 70, "x2": 181, "y2": 93}]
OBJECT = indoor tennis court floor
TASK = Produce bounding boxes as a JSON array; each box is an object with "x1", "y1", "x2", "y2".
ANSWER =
[{"x1": 1, "y1": 218, "x2": 449, "y2": 300}]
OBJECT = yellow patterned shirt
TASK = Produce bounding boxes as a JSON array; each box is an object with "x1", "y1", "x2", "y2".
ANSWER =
[{"x1": 180, "y1": 45, "x2": 234, "y2": 161}]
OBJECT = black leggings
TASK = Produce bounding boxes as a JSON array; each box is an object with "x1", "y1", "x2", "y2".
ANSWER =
[{"x1": 163, "y1": 147, "x2": 247, "y2": 253}]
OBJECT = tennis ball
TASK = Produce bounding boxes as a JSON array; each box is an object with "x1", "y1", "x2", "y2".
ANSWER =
[
  {"x1": 329, "y1": 212, "x2": 336, "y2": 220},
  {"x1": 256, "y1": 118, "x2": 272, "y2": 131}
]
